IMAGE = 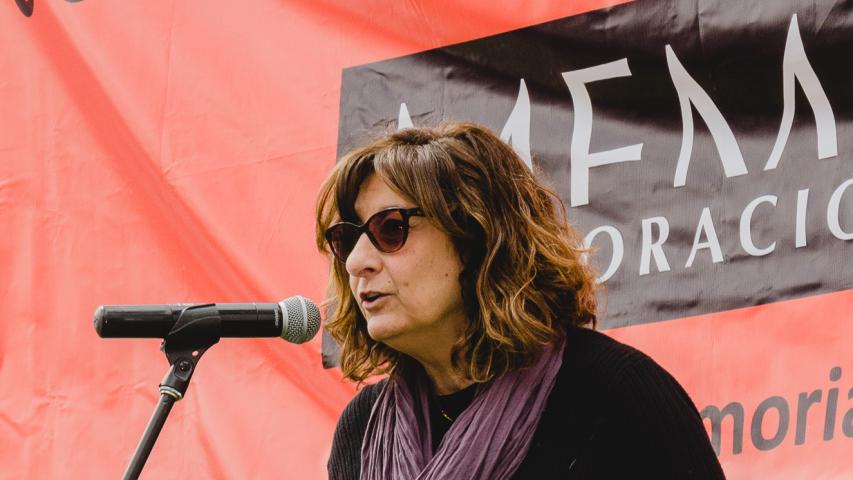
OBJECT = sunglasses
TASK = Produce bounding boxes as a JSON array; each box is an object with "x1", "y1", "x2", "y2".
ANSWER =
[{"x1": 325, "y1": 207, "x2": 424, "y2": 262}]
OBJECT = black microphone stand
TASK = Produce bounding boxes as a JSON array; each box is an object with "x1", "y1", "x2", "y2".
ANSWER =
[{"x1": 122, "y1": 305, "x2": 222, "y2": 480}]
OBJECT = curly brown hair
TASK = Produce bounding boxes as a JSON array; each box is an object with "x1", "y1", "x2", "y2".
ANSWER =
[{"x1": 316, "y1": 122, "x2": 598, "y2": 383}]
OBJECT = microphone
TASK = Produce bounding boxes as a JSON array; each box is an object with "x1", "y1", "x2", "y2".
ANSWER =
[{"x1": 94, "y1": 295, "x2": 321, "y2": 344}]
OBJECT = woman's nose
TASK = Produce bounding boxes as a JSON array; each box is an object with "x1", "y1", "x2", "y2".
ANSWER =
[{"x1": 345, "y1": 232, "x2": 381, "y2": 277}]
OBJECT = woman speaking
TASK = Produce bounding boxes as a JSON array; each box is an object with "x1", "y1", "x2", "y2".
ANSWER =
[{"x1": 316, "y1": 123, "x2": 724, "y2": 479}]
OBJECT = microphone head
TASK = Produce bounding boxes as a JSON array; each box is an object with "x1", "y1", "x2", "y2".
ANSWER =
[{"x1": 278, "y1": 296, "x2": 321, "y2": 344}]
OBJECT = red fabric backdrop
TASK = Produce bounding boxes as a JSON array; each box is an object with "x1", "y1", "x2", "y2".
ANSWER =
[{"x1": 0, "y1": 1, "x2": 631, "y2": 478}]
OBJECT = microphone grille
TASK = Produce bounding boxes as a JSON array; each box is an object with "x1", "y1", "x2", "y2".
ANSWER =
[{"x1": 279, "y1": 296, "x2": 321, "y2": 344}]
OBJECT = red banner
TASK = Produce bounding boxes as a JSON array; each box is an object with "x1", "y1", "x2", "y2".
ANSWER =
[
  {"x1": 0, "y1": 1, "x2": 626, "y2": 478},
  {"x1": 3, "y1": 0, "x2": 849, "y2": 478}
]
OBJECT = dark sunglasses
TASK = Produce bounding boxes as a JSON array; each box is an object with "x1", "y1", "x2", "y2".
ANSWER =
[{"x1": 325, "y1": 207, "x2": 424, "y2": 262}]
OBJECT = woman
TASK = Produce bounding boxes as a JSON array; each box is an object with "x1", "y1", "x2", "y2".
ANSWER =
[{"x1": 316, "y1": 123, "x2": 725, "y2": 479}]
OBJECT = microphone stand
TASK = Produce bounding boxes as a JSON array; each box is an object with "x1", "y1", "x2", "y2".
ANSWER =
[{"x1": 122, "y1": 305, "x2": 222, "y2": 480}]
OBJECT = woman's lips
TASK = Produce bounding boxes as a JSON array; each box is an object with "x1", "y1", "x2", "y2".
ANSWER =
[{"x1": 362, "y1": 294, "x2": 389, "y2": 311}]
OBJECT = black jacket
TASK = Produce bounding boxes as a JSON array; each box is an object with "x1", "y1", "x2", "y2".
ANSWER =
[{"x1": 328, "y1": 327, "x2": 726, "y2": 479}]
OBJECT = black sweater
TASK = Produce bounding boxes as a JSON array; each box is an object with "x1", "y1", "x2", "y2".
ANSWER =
[{"x1": 328, "y1": 327, "x2": 726, "y2": 479}]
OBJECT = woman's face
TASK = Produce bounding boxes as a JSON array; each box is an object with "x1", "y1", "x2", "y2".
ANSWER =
[{"x1": 346, "y1": 174, "x2": 467, "y2": 357}]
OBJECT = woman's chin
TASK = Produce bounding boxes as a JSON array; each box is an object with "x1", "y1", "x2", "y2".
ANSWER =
[{"x1": 365, "y1": 318, "x2": 403, "y2": 343}]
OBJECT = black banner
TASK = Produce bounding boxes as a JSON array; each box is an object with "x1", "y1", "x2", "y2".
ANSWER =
[{"x1": 336, "y1": 0, "x2": 853, "y2": 328}]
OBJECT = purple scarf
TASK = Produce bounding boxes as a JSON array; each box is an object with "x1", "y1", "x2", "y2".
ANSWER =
[{"x1": 361, "y1": 338, "x2": 566, "y2": 480}]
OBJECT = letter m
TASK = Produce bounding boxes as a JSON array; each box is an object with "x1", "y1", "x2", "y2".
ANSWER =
[{"x1": 700, "y1": 402, "x2": 745, "y2": 455}]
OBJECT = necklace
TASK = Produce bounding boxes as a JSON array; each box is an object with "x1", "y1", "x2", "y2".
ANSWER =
[
  {"x1": 435, "y1": 385, "x2": 477, "y2": 423},
  {"x1": 433, "y1": 383, "x2": 478, "y2": 424},
  {"x1": 438, "y1": 407, "x2": 455, "y2": 422}
]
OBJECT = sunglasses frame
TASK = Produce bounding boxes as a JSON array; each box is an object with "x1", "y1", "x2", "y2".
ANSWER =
[{"x1": 325, "y1": 207, "x2": 424, "y2": 262}]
